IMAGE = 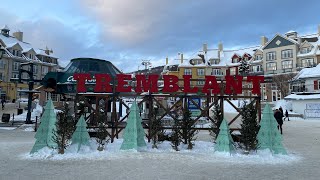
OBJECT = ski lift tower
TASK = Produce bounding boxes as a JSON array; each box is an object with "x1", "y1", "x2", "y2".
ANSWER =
[{"x1": 141, "y1": 60, "x2": 151, "y2": 71}]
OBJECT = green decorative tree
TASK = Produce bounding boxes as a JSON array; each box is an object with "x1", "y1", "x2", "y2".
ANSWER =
[
  {"x1": 170, "y1": 117, "x2": 181, "y2": 151},
  {"x1": 53, "y1": 102, "x2": 75, "y2": 154},
  {"x1": 71, "y1": 115, "x2": 91, "y2": 152},
  {"x1": 239, "y1": 101, "x2": 259, "y2": 153},
  {"x1": 209, "y1": 102, "x2": 223, "y2": 141},
  {"x1": 30, "y1": 99, "x2": 57, "y2": 154},
  {"x1": 120, "y1": 101, "x2": 146, "y2": 150},
  {"x1": 257, "y1": 104, "x2": 287, "y2": 155},
  {"x1": 215, "y1": 119, "x2": 235, "y2": 153}
]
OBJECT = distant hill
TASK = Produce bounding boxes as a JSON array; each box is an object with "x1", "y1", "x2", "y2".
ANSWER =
[{"x1": 128, "y1": 65, "x2": 165, "y2": 75}]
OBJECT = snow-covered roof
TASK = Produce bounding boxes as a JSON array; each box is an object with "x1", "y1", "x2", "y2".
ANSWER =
[
  {"x1": 285, "y1": 30, "x2": 297, "y2": 34},
  {"x1": 284, "y1": 93, "x2": 320, "y2": 100},
  {"x1": 35, "y1": 49, "x2": 58, "y2": 58},
  {"x1": 291, "y1": 64, "x2": 320, "y2": 80},
  {"x1": 2, "y1": 25, "x2": 9, "y2": 30},
  {"x1": 219, "y1": 46, "x2": 260, "y2": 66},
  {"x1": 297, "y1": 41, "x2": 318, "y2": 57}
]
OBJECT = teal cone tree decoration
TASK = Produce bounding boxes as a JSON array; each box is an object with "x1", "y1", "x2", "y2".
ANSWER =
[
  {"x1": 71, "y1": 115, "x2": 90, "y2": 152},
  {"x1": 257, "y1": 104, "x2": 287, "y2": 155},
  {"x1": 120, "y1": 101, "x2": 146, "y2": 150},
  {"x1": 30, "y1": 99, "x2": 57, "y2": 153},
  {"x1": 215, "y1": 119, "x2": 235, "y2": 153}
]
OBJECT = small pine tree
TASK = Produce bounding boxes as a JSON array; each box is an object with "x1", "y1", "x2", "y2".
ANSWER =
[
  {"x1": 209, "y1": 102, "x2": 223, "y2": 141},
  {"x1": 215, "y1": 119, "x2": 235, "y2": 153},
  {"x1": 53, "y1": 102, "x2": 75, "y2": 154},
  {"x1": 180, "y1": 109, "x2": 198, "y2": 149},
  {"x1": 150, "y1": 107, "x2": 165, "y2": 149},
  {"x1": 239, "y1": 101, "x2": 259, "y2": 153},
  {"x1": 170, "y1": 118, "x2": 181, "y2": 151},
  {"x1": 96, "y1": 112, "x2": 110, "y2": 151}
]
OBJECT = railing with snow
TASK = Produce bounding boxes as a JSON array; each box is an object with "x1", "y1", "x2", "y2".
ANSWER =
[{"x1": 304, "y1": 109, "x2": 320, "y2": 118}]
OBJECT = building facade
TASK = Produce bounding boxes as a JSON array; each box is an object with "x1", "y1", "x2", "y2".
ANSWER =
[{"x1": 0, "y1": 25, "x2": 59, "y2": 101}]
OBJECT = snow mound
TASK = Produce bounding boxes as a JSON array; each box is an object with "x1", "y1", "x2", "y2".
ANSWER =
[{"x1": 22, "y1": 139, "x2": 301, "y2": 164}]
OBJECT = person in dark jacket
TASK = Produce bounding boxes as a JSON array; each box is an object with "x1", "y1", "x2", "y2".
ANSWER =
[
  {"x1": 274, "y1": 109, "x2": 284, "y2": 134},
  {"x1": 285, "y1": 110, "x2": 290, "y2": 121},
  {"x1": 279, "y1": 106, "x2": 284, "y2": 117}
]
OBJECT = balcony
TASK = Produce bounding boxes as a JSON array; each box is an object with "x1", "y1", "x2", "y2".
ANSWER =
[
  {"x1": 296, "y1": 62, "x2": 317, "y2": 70},
  {"x1": 282, "y1": 68, "x2": 293, "y2": 73},
  {"x1": 248, "y1": 71, "x2": 264, "y2": 76}
]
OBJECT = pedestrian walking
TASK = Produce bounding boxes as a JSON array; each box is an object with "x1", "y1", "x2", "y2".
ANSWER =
[
  {"x1": 1, "y1": 98, "x2": 5, "y2": 110},
  {"x1": 274, "y1": 109, "x2": 284, "y2": 134},
  {"x1": 285, "y1": 110, "x2": 290, "y2": 121}
]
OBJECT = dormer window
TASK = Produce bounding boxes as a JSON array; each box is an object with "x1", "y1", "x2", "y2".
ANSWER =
[
  {"x1": 255, "y1": 55, "x2": 262, "y2": 60},
  {"x1": 210, "y1": 59, "x2": 220, "y2": 64},
  {"x1": 232, "y1": 58, "x2": 238, "y2": 63},
  {"x1": 301, "y1": 47, "x2": 311, "y2": 54}
]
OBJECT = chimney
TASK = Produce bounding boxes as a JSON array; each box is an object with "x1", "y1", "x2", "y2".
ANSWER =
[
  {"x1": 218, "y1": 42, "x2": 223, "y2": 51},
  {"x1": 180, "y1": 53, "x2": 184, "y2": 64},
  {"x1": 166, "y1": 57, "x2": 168, "y2": 65},
  {"x1": 13, "y1": 31, "x2": 23, "y2": 41},
  {"x1": 203, "y1": 43, "x2": 208, "y2": 53},
  {"x1": 297, "y1": 37, "x2": 302, "y2": 44},
  {"x1": 261, "y1": 36, "x2": 268, "y2": 46}
]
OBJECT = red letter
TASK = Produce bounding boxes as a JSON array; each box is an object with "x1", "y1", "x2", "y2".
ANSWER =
[
  {"x1": 162, "y1": 75, "x2": 179, "y2": 92},
  {"x1": 225, "y1": 75, "x2": 243, "y2": 94},
  {"x1": 73, "y1": 73, "x2": 90, "y2": 93},
  {"x1": 183, "y1": 75, "x2": 198, "y2": 93},
  {"x1": 202, "y1": 76, "x2": 220, "y2": 94},
  {"x1": 116, "y1": 74, "x2": 132, "y2": 92},
  {"x1": 94, "y1": 74, "x2": 112, "y2": 92},
  {"x1": 247, "y1": 76, "x2": 264, "y2": 94},
  {"x1": 135, "y1": 74, "x2": 159, "y2": 93}
]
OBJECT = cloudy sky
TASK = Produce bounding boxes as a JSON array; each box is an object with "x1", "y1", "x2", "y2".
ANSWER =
[{"x1": 1, "y1": 0, "x2": 320, "y2": 72}]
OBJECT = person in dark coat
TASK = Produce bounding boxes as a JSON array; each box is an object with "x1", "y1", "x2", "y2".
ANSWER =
[
  {"x1": 279, "y1": 106, "x2": 284, "y2": 117},
  {"x1": 274, "y1": 109, "x2": 284, "y2": 134},
  {"x1": 1, "y1": 98, "x2": 5, "y2": 110},
  {"x1": 285, "y1": 110, "x2": 290, "y2": 121}
]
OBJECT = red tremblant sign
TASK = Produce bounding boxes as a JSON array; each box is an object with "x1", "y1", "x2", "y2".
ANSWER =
[{"x1": 73, "y1": 74, "x2": 264, "y2": 95}]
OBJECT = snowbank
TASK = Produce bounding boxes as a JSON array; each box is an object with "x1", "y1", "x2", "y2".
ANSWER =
[
  {"x1": 23, "y1": 139, "x2": 300, "y2": 164},
  {"x1": 10, "y1": 103, "x2": 43, "y2": 122}
]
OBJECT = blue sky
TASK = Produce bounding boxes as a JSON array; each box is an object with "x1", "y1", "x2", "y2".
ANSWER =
[{"x1": 1, "y1": 0, "x2": 320, "y2": 72}]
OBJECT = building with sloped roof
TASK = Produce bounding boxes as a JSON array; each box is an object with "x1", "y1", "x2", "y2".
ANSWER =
[{"x1": 0, "y1": 25, "x2": 59, "y2": 101}]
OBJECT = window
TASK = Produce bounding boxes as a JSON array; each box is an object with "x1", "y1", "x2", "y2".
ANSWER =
[
  {"x1": 211, "y1": 68, "x2": 222, "y2": 75},
  {"x1": 197, "y1": 80, "x2": 205, "y2": 86},
  {"x1": 42, "y1": 66, "x2": 49, "y2": 75},
  {"x1": 232, "y1": 58, "x2": 239, "y2": 63},
  {"x1": 266, "y1": 52, "x2": 276, "y2": 60},
  {"x1": 255, "y1": 54, "x2": 262, "y2": 60},
  {"x1": 13, "y1": 62, "x2": 20, "y2": 71},
  {"x1": 301, "y1": 47, "x2": 311, "y2": 54},
  {"x1": 46, "y1": 93, "x2": 60, "y2": 102},
  {"x1": 0, "y1": 73, "x2": 3, "y2": 81},
  {"x1": 184, "y1": 69, "x2": 192, "y2": 75},
  {"x1": 197, "y1": 69, "x2": 205, "y2": 76},
  {"x1": 282, "y1": 60, "x2": 293, "y2": 69},
  {"x1": 210, "y1": 59, "x2": 220, "y2": 64},
  {"x1": 266, "y1": 62, "x2": 277, "y2": 71},
  {"x1": 301, "y1": 59, "x2": 314, "y2": 67},
  {"x1": 29, "y1": 54, "x2": 34, "y2": 60},
  {"x1": 251, "y1": 65, "x2": 262, "y2": 72},
  {"x1": 33, "y1": 65, "x2": 38, "y2": 74},
  {"x1": 230, "y1": 67, "x2": 236, "y2": 75},
  {"x1": 281, "y1": 49, "x2": 293, "y2": 59},
  {"x1": 12, "y1": 73, "x2": 19, "y2": 79},
  {"x1": 0, "y1": 60, "x2": 4, "y2": 69}
]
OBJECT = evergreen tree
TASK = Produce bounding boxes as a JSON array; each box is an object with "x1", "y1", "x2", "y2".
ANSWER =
[
  {"x1": 215, "y1": 119, "x2": 235, "y2": 153},
  {"x1": 30, "y1": 99, "x2": 57, "y2": 154},
  {"x1": 120, "y1": 101, "x2": 146, "y2": 150},
  {"x1": 170, "y1": 117, "x2": 181, "y2": 151},
  {"x1": 239, "y1": 101, "x2": 259, "y2": 153},
  {"x1": 238, "y1": 59, "x2": 250, "y2": 76},
  {"x1": 96, "y1": 112, "x2": 110, "y2": 151},
  {"x1": 209, "y1": 102, "x2": 223, "y2": 141},
  {"x1": 257, "y1": 104, "x2": 287, "y2": 155},
  {"x1": 71, "y1": 115, "x2": 90, "y2": 152},
  {"x1": 180, "y1": 109, "x2": 198, "y2": 149},
  {"x1": 53, "y1": 102, "x2": 75, "y2": 154},
  {"x1": 150, "y1": 106, "x2": 165, "y2": 149}
]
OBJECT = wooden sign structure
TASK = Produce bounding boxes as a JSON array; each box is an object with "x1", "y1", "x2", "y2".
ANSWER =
[{"x1": 73, "y1": 74, "x2": 263, "y2": 143}]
